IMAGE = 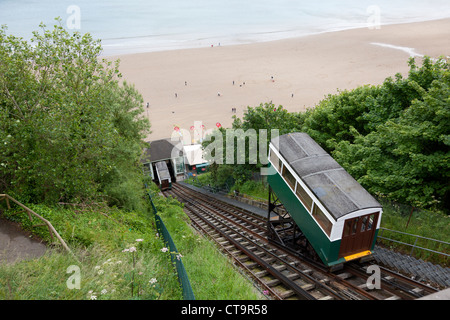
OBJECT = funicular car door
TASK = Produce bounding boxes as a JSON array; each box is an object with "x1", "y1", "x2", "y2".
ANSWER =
[
  {"x1": 160, "y1": 180, "x2": 169, "y2": 190},
  {"x1": 339, "y1": 212, "x2": 379, "y2": 258}
]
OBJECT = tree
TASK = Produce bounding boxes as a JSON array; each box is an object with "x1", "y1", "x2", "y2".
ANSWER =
[
  {"x1": 332, "y1": 57, "x2": 449, "y2": 213},
  {"x1": 202, "y1": 102, "x2": 301, "y2": 188},
  {"x1": 0, "y1": 19, "x2": 150, "y2": 209},
  {"x1": 302, "y1": 85, "x2": 380, "y2": 151}
]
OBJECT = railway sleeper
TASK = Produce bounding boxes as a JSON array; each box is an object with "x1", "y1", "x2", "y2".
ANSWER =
[
  {"x1": 238, "y1": 256, "x2": 250, "y2": 263},
  {"x1": 337, "y1": 272, "x2": 353, "y2": 280},
  {"x1": 254, "y1": 250, "x2": 265, "y2": 257},
  {"x1": 265, "y1": 273, "x2": 302, "y2": 287},
  {"x1": 274, "y1": 264, "x2": 287, "y2": 272},
  {"x1": 279, "y1": 290, "x2": 295, "y2": 299},
  {"x1": 410, "y1": 287, "x2": 424, "y2": 295},
  {"x1": 245, "y1": 261, "x2": 259, "y2": 268},
  {"x1": 299, "y1": 283, "x2": 315, "y2": 291},
  {"x1": 263, "y1": 257, "x2": 277, "y2": 264},
  {"x1": 255, "y1": 270, "x2": 269, "y2": 278},
  {"x1": 302, "y1": 269, "x2": 313, "y2": 275}
]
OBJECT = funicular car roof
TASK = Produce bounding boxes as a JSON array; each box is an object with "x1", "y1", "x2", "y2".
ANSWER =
[
  {"x1": 273, "y1": 132, "x2": 381, "y2": 220},
  {"x1": 155, "y1": 161, "x2": 171, "y2": 181}
]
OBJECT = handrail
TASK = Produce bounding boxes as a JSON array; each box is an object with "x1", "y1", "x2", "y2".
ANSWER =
[
  {"x1": 377, "y1": 227, "x2": 450, "y2": 258},
  {"x1": 0, "y1": 194, "x2": 72, "y2": 255}
]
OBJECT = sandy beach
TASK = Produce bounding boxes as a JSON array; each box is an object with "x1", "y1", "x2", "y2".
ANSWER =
[{"x1": 109, "y1": 18, "x2": 450, "y2": 142}]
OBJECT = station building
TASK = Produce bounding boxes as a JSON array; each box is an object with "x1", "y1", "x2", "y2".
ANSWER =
[
  {"x1": 141, "y1": 139, "x2": 210, "y2": 183},
  {"x1": 182, "y1": 144, "x2": 209, "y2": 176},
  {"x1": 141, "y1": 139, "x2": 185, "y2": 182}
]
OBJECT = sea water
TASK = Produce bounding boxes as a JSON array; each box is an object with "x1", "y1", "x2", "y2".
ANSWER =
[{"x1": 1, "y1": 0, "x2": 450, "y2": 55}]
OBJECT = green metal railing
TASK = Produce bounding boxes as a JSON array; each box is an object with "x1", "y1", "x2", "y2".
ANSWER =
[{"x1": 145, "y1": 187, "x2": 195, "y2": 300}]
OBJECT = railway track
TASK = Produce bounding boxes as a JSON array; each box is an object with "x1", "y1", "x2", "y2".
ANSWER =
[{"x1": 164, "y1": 183, "x2": 439, "y2": 300}]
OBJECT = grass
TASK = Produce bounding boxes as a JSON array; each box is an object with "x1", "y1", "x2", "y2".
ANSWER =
[
  {"x1": 375, "y1": 197, "x2": 449, "y2": 266},
  {"x1": 0, "y1": 182, "x2": 262, "y2": 300},
  {"x1": 0, "y1": 243, "x2": 180, "y2": 300},
  {"x1": 149, "y1": 184, "x2": 262, "y2": 300},
  {"x1": 0, "y1": 195, "x2": 182, "y2": 300}
]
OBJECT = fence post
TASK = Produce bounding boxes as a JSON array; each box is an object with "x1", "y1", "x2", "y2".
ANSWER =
[{"x1": 405, "y1": 206, "x2": 415, "y2": 229}]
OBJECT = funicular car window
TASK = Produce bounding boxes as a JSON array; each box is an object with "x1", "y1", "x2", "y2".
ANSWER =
[
  {"x1": 368, "y1": 214, "x2": 375, "y2": 230},
  {"x1": 344, "y1": 220, "x2": 352, "y2": 237},
  {"x1": 361, "y1": 215, "x2": 368, "y2": 232},
  {"x1": 282, "y1": 165, "x2": 296, "y2": 190},
  {"x1": 295, "y1": 181, "x2": 313, "y2": 212},
  {"x1": 270, "y1": 150, "x2": 281, "y2": 172},
  {"x1": 312, "y1": 204, "x2": 332, "y2": 236},
  {"x1": 352, "y1": 217, "x2": 359, "y2": 235}
]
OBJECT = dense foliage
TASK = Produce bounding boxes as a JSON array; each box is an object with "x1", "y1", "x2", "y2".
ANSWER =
[
  {"x1": 204, "y1": 57, "x2": 450, "y2": 213},
  {"x1": 308, "y1": 57, "x2": 449, "y2": 213},
  {"x1": 0, "y1": 20, "x2": 150, "y2": 209}
]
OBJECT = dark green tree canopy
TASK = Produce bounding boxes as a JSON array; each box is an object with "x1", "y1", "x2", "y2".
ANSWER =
[{"x1": 0, "y1": 20, "x2": 150, "y2": 209}]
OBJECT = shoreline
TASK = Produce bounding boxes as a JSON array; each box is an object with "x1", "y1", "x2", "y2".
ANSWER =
[
  {"x1": 101, "y1": 17, "x2": 450, "y2": 57},
  {"x1": 108, "y1": 18, "x2": 450, "y2": 142}
]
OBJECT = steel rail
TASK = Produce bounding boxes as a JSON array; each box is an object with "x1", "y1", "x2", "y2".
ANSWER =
[
  {"x1": 171, "y1": 188, "x2": 317, "y2": 300},
  {"x1": 169, "y1": 186, "x2": 350, "y2": 300},
  {"x1": 176, "y1": 198, "x2": 283, "y2": 300}
]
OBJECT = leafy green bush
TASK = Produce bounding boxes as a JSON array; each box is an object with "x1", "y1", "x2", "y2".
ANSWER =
[{"x1": 0, "y1": 20, "x2": 150, "y2": 210}]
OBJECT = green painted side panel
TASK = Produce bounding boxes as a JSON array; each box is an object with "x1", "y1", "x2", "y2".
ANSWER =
[
  {"x1": 371, "y1": 229, "x2": 379, "y2": 250},
  {"x1": 268, "y1": 169, "x2": 341, "y2": 266}
]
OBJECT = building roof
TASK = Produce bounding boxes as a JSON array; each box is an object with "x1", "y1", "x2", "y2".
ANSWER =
[
  {"x1": 183, "y1": 144, "x2": 207, "y2": 166},
  {"x1": 142, "y1": 139, "x2": 183, "y2": 164},
  {"x1": 273, "y1": 132, "x2": 381, "y2": 220}
]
